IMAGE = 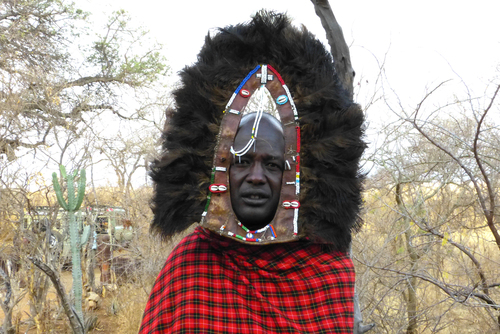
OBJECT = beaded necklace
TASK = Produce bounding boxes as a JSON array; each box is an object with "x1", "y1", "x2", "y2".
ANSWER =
[{"x1": 220, "y1": 222, "x2": 277, "y2": 242}]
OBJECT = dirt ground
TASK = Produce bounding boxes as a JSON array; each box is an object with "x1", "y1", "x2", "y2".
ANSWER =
[{"x1": 1, "y1": 269, "x2": 146, "y2": 333}]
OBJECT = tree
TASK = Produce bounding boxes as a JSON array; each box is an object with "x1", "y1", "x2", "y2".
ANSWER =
[
  {"x1": 0, "y1": 1, "x2": 169, "y2": 331},
  {"x1": 310, "y1": 1, "x2": 374, "y2": 332},
  {"x1": 0, "y1": 0, "x2": 167, "y2": 160},
  {"x1": 356, "y1": 81, "x2": 500, "y2": 332},
  {"x1": 308, "y1": 3, "x2": 500, "y2": 331}
]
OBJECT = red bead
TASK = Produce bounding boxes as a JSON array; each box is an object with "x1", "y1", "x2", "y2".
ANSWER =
[
  {"x1": 239, "y1": 89, "x2": 250, "y2": 97},
  {"x1": 283, "y1": 200, "x2": 300, "y2": 209}
]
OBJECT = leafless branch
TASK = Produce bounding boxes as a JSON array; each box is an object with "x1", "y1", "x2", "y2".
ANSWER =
[
  {"x1": 61, "y1": 76, "x2": 125, "y2": 89},
  {"x1": 354, "y1": 256, "x2": 499, "y2": 310},
  {"x1": 472, "y1": 84, "x2": 500, "y2": 222},
  {"x1": 416, "y1": 220, "x2": 489, "y2": 294},
  {"x1": 28, "y1": 256, "x2": 84, "y2": 334},
  {"x1": 310, "y1": 0, "x2": 354, "y2": 97},
  {"x1": 410, "y1": 83, "x2": 500, "y2": 250}
]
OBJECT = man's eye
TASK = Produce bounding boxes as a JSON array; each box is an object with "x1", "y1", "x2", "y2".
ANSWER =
[
  {"x1": 234, "y1": 159, "x2": 250, "y2": 165},
  {"x1": 266, "y1": 162, "x2": 282, "y2": 170}
]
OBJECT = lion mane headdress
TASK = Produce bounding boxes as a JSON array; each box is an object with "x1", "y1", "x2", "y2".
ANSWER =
[{"x1": 150, "y1": 11, "x2": 365, "y2": 252}]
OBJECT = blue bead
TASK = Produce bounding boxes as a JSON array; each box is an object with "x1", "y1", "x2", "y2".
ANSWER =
[{"x1": 276, "y1": 95, "x2": 288, "y2": 105}]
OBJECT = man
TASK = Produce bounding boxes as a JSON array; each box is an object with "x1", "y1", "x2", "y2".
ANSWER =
[
  {"x1": 229, "y1": 113, "x2": 285, "y2": 230},
  {"x1": 140, "y1": 11, "x2": 365, "y2": 333}
]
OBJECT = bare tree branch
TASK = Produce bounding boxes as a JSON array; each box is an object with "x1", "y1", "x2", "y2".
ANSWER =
[
  {"x1": 28, "y1": 256, "x2": 84, "y2": 334},
  {"x1": 354, "y1": 256, "x2": 500, "y2": 310},
  {"x1": 60, "y1": 76, "x2": 125, "y2": 90},
  {"x1": 417, "y1": 221, "x2": 489, "y2": 295},
  {"x1": 410, "y1": 83, "x2": 500, "y2": 250},
  {"x1": 472, "y1": 84, "x2": 500, "y2": 227},
  {"x1": 310, "y1": 0, "x2": 354, "y2": 97}
]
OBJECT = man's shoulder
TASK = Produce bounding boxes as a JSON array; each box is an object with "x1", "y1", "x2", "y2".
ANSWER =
[{"x1": 167, "y1": 226, "x2": 213, "y2": 259}]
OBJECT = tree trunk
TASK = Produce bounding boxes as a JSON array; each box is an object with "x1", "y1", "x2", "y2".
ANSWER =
[
  {"x1": 310, "y1": 0, "x2": 355, "y2": 98},
  {"x1": 404, "y1": 231, "x2": 418, "y2": 334},
  {"x1": 311, "y1": 1, "x2": 373, "y2": 332},
  {"x1": 0, "y1": 267, "x2": 15, "y2": 334},
  {"x1": 396, "y1": 183, "x2": 419, "y2": 334},
  {"x1": 86, "y1": 224, "x2": 97, "y2": 293}
]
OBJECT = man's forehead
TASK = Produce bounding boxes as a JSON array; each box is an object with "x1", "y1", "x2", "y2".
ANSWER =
[
  {"x1": 238, "y1": 113, "x2": 283, "y2": 135},
  {"x1": 234, "y1": 114, "x2": 285, "y2": 153}
]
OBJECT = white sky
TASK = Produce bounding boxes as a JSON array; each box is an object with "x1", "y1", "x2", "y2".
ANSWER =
[
  {"x1": 72, "y1": 0, "x2": 500, "y2": 186},
  {"x1": 83, "y1": 0, "x2": 500, "y2": 104}
]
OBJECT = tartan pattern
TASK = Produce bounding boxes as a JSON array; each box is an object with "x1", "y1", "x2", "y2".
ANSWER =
[{"x1": 139, "y1": 227, "x2": 355, "y2": 333}]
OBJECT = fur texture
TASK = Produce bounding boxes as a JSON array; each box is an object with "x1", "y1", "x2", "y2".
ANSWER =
[{"x1": 150, "y1": 11, "x2": 366, "y2": 252}]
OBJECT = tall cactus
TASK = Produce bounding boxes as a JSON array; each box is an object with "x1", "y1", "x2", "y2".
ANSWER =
[{"x1": 52, "y1": 165, "x2": 88, "y2": 326}]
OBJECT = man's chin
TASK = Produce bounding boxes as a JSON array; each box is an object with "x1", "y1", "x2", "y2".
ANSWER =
[
  {"x1": 239, "y1": 220, "x2": 270, "y2": 231},
  {"x1": 235, "y1": 208, "x2": 274, "y2": 230}
]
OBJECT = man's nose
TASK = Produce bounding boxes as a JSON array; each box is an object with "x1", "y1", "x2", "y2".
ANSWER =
[{"x1": 246, "y1": 163, "x2": 266, "y2": 184}]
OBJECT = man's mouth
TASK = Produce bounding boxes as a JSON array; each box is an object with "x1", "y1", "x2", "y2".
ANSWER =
[
  {"x1": 248, "y1": 194, "x2": 264, "y2": 199},
  {"x1": 241, "y1": 192, "x2": 269, "y2": 205}
]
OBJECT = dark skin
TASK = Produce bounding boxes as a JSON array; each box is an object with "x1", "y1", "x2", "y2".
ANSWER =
[{"x1": 229, "y1": 114, "x2": 285, "y2": 230}]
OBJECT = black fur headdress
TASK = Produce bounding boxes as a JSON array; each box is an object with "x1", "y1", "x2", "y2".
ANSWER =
[{"x1": 150, "y1": 11, "x2": 366, "y2": 252}]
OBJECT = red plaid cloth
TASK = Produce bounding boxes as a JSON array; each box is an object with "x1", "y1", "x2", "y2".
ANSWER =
[{"x1": 140, "y1": 227, "x2": 355, "y2": 333}]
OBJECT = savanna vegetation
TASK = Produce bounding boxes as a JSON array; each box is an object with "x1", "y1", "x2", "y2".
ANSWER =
[{"x1": 1, "y1": 0, "x2": 499, "y2": 333}]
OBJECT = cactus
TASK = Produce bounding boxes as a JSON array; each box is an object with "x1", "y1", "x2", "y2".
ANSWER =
[{"x1": 52, "y1": 165, "x2": 86, "y2": 325}]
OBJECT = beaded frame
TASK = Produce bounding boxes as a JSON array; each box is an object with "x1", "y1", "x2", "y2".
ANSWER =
[{"x1": 201, "y1": 65, "x2": 300, "y2": 244}]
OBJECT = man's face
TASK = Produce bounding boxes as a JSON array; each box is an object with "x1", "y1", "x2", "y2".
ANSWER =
[{"x1": 229, "y1": 116, "x2": 285, "y2": 230}]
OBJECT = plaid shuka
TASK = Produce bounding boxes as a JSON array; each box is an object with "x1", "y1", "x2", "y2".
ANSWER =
[{"x1": 140, "y1": 227, "x2": 355, "y2": 333}]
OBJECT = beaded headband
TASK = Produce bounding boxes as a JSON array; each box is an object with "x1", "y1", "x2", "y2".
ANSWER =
[{"x1": 200, "y1": 64, "x2": 301, "y2": 244}]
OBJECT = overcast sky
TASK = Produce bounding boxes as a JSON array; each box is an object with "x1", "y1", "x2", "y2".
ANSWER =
[
  {"x1": 83, "y1": 0, "x2": 500, "y2": 104},
  {"x1": 72, "y1": 0, "x2": 500, "y2": 184}
]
